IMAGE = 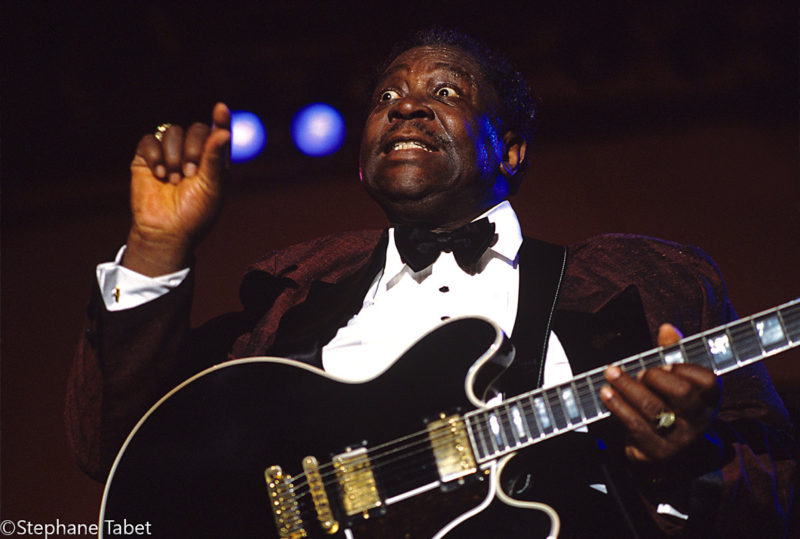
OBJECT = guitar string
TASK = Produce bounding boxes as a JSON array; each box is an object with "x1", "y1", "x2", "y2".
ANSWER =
[
  {"x1": 287, "y1": 423, "x2": 472, "y2": 492},
  {"x1": 280, "y1": 353, "x2": 742, "y2": 531},
  {"x1": 277, "y1": 431, "x2": 459, "y2": 528},
  {"x1": 268, "y1": 309, "x2": 799, "y2": 531},
  {"x1": 285, "y1": 334, "x2": 711, "y2": 493},
  {"x1": 287, "y1": 379, "x2": 615, "y2": 500},
  {"x1": 286, "y1": 354, "x2": 669, "y2": 516},
  {"x1": 284, "y1": 318, "x2": 786, "y2": 514},
  {"x1": 281, "y1": 328, "x2": 797, "y2": 532},
  {"x1": 280, "y1": 394, "x2": 617, "y2": 531},
  {"x1": 288, "y1": 366, "x2": 629, "y2": 496},
  {"x1": 279, "y1": 367, "x2": 654, "y2": 531},
  {"x1": 284, "y1": 446, "x2": 446, "y2": 526},
  {"x1": 282, "y1": 341, "x2": 789, "y2": 530},
  {"x1": 287, "y1": 368, "x2": 626, "y2": 495}
]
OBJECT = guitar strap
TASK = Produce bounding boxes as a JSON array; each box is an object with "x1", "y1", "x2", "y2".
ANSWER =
[{"x1": 502, "y1": 237, "x2": 567, "y2": 397}]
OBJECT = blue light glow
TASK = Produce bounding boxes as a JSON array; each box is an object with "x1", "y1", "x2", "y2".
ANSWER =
[
  {"x1": 231, "y1": 110, "x2": 267, "y2": 163},
  {"x1": 291, "y1": 103, "x2": 346, "y2": 156}
]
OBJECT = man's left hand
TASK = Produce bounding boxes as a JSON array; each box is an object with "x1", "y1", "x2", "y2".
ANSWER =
[{"x1": 599, "y1": 324, "x2": 720, "y2": 462}]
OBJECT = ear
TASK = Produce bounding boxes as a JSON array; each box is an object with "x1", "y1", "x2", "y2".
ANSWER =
[{"x1": 499, "y1": 131, "x2": 526, "y2": 177}]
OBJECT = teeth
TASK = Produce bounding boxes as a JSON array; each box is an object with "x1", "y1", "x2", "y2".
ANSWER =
[{"x1": 391, "y1": 141, "x2": 432, "y2": 152}]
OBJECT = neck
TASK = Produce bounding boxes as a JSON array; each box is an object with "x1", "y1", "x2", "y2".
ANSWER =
[{"x1": 389, "y1": 203, "x2": 502, "y2": 233}]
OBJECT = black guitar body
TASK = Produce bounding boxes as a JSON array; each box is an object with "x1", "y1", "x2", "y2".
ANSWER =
[{"x1": 101, "y1": 318, "x2": 552, "y2": 538}]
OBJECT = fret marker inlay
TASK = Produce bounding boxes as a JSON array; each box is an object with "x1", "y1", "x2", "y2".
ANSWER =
[
  {"x1": 561, "y1": 388, "x2": 580, "y2": 421},
  {"x1": 757, "y1": 317, "x2": 785, "y2": 347},
  {"x1": 534, "y1": 397, "x2": 551, "y2": 429},
  {"x1": 663, "y1": 349, "x2": 684, "y2": 365},
  {"x1": 708, "y1": 333, "x2": 734, "y2": 368},
  {"x1": 489, "y1": 414, "x2": 503, "y2": 449},
  {"x1": 511, "y1": 406, "x2": 527, "y2": 440}
]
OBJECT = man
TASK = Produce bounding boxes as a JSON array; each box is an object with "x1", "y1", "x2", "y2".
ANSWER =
[{"x1": 67, "y1": 30, "x2": 794, "y2": 536}]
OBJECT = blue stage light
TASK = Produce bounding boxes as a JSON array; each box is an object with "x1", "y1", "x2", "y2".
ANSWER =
[
  {"x1": 291, "y1": 103, "x2": 346, "y2": 156},
  {"x1": 231, "y1": 110, "x2": 267, "y2": 163}
]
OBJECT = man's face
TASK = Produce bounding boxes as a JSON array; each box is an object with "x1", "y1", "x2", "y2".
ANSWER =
[{"x1": 359, "y1": 46, "x2": 506, "y2": 230}]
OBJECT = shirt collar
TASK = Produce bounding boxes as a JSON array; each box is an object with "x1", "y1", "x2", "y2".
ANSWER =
[{"x1": 382, "y1": 200, "x2": 522, "y2": 285}]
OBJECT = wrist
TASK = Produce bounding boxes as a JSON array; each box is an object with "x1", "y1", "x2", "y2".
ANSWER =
[{"x1": 123, "y1": 227, "x2": 193, "y2": 277}]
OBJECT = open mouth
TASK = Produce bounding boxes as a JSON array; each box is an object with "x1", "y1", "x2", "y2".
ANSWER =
[
  {"x1": 390, "y1": 140, "x2": 435, "y2": 152},
  {"x1": 382, "y1": 137, "x2": 438, "y2": 154}
]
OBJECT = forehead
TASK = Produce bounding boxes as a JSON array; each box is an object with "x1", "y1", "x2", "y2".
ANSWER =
[{"x1": 379, "y1": 45, "x2": 487, "y2": 87}]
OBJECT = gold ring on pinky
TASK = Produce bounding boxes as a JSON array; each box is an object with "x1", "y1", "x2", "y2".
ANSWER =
[
  {"x1": 655, "y1": 410, "x2": 677, "y2": 433},
  {"x1": 154, "y1": 123, "x2": 173, "y2": 142}
]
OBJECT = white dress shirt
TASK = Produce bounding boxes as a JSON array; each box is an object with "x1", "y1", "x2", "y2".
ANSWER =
[{"x1": 322, "y1": 201, "x2": 572, "y2": 385}]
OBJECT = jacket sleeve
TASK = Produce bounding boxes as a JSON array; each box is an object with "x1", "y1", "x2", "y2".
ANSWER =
[
  {"x1": 623, "y1": 239, "x2": 793, "y2": 536},
  {"x1": 65, "y1": 273, "x2": 199, "y2": 481},
  {"x1": 650, "y1": 244, "x2": 795, "y2": 537},
  {"x1": 65, "y1": 230, "x2": 384, "y2": 482},
  {"x1": 561, "y1": 235, "x2": 795, "y2": 536}
]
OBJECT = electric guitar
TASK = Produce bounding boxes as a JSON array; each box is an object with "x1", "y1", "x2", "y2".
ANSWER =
[{"x1": 100, "y1": 299, "x2": 799, "y2": 538}]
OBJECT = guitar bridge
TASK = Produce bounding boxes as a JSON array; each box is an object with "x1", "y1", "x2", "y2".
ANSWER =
[
  {"x1": 302, "y1": 456, "x2": 339, "y2": 534},
  {"x1": 427, "y1": 414, "x2": 477, "y2": 483},
  {"x1": 265, "y1": 465, "x2": 307, "y2": 538},
  {"x1": 333, "y1": 447, "x2": 382, "y2": 517}
]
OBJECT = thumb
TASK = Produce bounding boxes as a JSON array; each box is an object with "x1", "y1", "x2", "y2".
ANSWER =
[
  {"x1": 198, "y1": 103, "x2": 231, "y2": 184},
  {"x1": 657, "y1": 323, "x2": 683, "y2": 347}
]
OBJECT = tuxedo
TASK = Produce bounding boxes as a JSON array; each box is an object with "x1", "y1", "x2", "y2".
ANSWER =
[{"x1": 67, "y1": 231, "x2": 794, "y2": 536}]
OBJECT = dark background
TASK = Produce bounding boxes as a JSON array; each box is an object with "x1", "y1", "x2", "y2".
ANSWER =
[{"x1": 2, "y1": 1, "x2": 798, "y2": 532}]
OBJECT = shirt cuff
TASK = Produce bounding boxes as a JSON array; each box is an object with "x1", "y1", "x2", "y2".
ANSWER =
[{"x1": 96, "y1": 246, "x2": 190, "y2": 311}]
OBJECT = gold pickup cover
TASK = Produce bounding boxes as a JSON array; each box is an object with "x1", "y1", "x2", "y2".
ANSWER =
[
  {"x1": 426, "y1": 414, "x2": 477, "y2": 482},
  {"x1": 332, "y1": 447, "x2": 382, "y2": 517}
]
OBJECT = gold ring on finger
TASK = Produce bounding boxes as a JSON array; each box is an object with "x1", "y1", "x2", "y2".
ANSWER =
[
  {"x1": 154, "y1": 123, "x2": 173, "y2": 142},
  {"x1": 654, "y1": 410, "x2": 677, "y2": 434}
]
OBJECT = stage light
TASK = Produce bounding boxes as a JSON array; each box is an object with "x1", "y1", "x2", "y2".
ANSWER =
[
  {"x1": 231, "y1": 110, "x2": 267, "y2": 163},
  {"x1": 291, "y1": 103, "x2": 346, "y2": 156}
]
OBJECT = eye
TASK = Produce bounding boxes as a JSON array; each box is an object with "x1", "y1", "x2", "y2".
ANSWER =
[
  {"x1": 436, "y1": 86, "x2": 458, "y2": 98},
  {"x1": 379, "y1": 89, "x2": 400, "y2": 102}
]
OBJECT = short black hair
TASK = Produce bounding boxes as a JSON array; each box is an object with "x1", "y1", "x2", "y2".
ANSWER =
[{"x1": 379, "y1": 27, "x2": 537, "y2": 170}]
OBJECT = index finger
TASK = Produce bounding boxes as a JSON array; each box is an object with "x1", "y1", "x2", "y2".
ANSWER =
[
  {"x1": 212, "y1": 102, "x2": 231, "y2": 132},
  {"x1": 642, "y1": 364, "x2": 719, "y2": 414}
]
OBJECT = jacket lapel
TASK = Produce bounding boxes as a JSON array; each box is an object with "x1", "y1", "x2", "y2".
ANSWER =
[
  {"x1": 551, "y1": 285, "x2": 654, "y2": 375},
  {"x1": 268, "y1": 234, "x2": 389, "y2": 368}
]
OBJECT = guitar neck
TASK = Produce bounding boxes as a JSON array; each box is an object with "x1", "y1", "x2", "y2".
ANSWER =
[{"x1": 464, "y1": 298, "x2": 800, "y2": 463}]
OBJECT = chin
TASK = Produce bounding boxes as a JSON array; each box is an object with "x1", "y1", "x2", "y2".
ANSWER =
[{"x1": 367, "y1": 188, "x2": 455, "y2": 227}]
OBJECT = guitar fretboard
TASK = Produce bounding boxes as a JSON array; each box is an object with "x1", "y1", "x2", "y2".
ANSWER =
[{"x1": 464, "y1": 298, "x2": 800, "y2": 463}]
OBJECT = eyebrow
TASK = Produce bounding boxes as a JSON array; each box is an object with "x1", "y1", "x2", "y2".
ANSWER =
[
  {"x1": 379, "y1": 62, "x2": 477, "y2": 85},
  {"x1": 432, "y1": 62, "x2": 476, "y2": 84}
]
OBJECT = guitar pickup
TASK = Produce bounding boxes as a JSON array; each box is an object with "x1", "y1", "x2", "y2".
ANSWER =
[
  {"x1": 332, "y1": 447, "x2": 382, "y2": 517},
  {"x1": 426, "y1": 414, "x2": 477, "y2": 483}
]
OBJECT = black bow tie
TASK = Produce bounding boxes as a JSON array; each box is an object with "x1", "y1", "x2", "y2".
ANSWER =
[{"x1": 394, "y1": 218, "x2": 497, "y2": 273}]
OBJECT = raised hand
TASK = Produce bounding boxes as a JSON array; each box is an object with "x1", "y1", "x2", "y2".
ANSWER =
[
  {"x1": 123, "y1": 103, "x2": 231, "y2": 277},
  {"x1": 600, "y1": 324, "x2": 721, "y2": 462}
]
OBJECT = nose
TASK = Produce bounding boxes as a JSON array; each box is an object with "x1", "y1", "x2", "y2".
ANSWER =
[{"x1": 388, "y1": 96, "x2": 435, "y2": 122}]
